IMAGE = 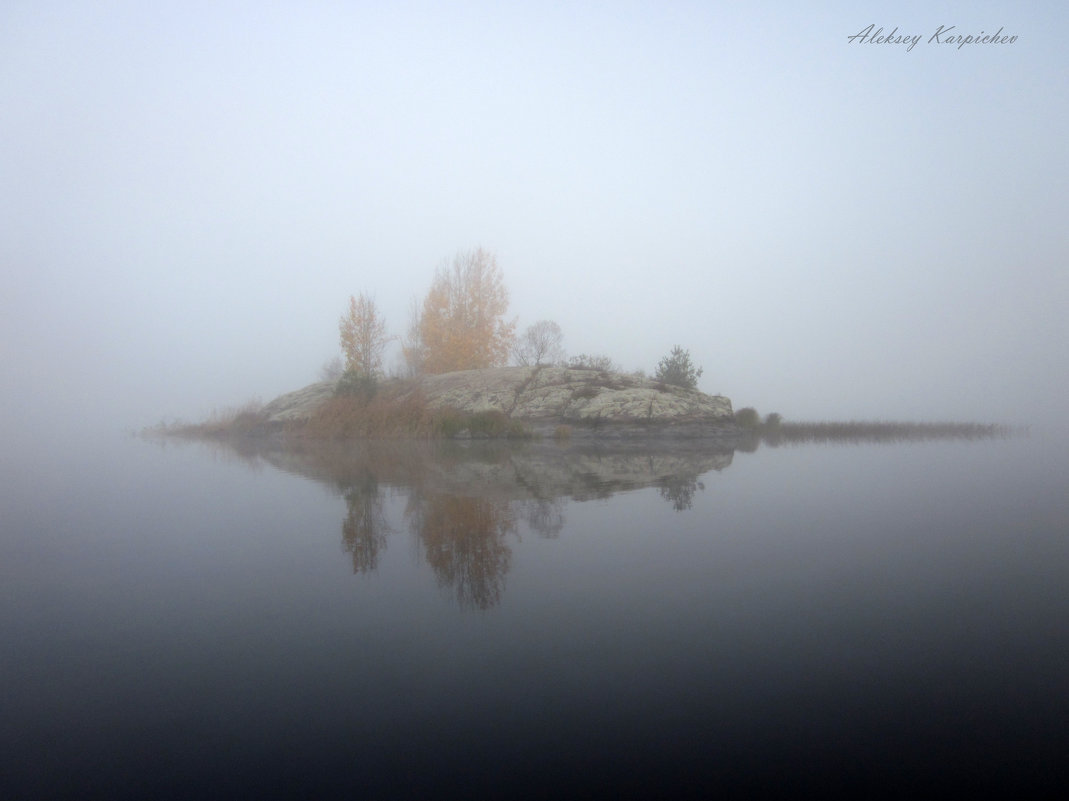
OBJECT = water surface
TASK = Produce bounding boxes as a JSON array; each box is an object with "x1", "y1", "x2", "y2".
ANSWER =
[{"x1": 2, "y1": 430, "x2": 1066, "y2": 797}]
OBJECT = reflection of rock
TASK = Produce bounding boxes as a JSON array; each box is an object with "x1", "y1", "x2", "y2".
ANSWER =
[
  {"x1": 254, "y1": 439, "x2": 734, "y2": 503},
  {"x1": 508, "y1": 445, "x2": 731, "y2": 501},
  {"x1": 260, "y1": 366, "x2": 738, "y2": 437}
]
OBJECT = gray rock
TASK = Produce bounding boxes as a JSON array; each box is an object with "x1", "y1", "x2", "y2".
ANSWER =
[
  {"x1": 259, "y1": 366, "x2": 737, "y2": 437},
  {"x1": 261, "y1": 380, "x2": 336, "y2": 422}
]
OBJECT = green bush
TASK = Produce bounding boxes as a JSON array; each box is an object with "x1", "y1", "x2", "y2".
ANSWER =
[
  {"x1": 734, "y1": 407, "x2": 760, "y2": 429},
  {"x1": 655, "y1": 346, "x2": 703, "y2": 389},
  {"x1": 432, "y1": 409, "x2": 529, "y2": 439},
  {"x1": 335, "y1": 370, "x2": 378, "y2": 400},
  {"x1": 431, "y1": 408, "x2": 467, "y2": 438},
  {"x1": 468, "y1": 411, "x2": 512, "y2": 437},
  {"x1": 567, "y1": 353, "x2": 618, "y2": 372}
]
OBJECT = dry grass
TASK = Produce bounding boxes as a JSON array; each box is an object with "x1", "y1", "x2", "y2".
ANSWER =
[
  {"x1": 147, "y1": 399, "x2": 267, "y2": 439},
  {"x1": 302, "y1": 384, "x2": 529, "y2": 440},
  {"x1": 305, "y1": 390, "x2": 436, "y2": 438},
  {"x1": 150, "y1": 380, "x2": 533, "y2": 442}
]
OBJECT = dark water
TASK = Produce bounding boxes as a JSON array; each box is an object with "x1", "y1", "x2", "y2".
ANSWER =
[{"x1": 2, "y1": 430, "x2": 1067, "y2": 797}]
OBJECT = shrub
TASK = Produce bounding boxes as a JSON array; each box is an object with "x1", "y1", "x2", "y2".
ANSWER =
[
  {"x1": 335, "y1": 370, "x2": 378, "y2": 400},
  {"x1": 468, "y1": 411, "x2": 511, "y2": 437},
  {"x1": 572, "y1": 384, "x2": 600, "y2": 400},
  {"x1": 655, "y1": 346, "x2": 703, "y2": 389},
  {"x1": 734, "y1": 407, "x2": 760, "y2": 429},
  {"x1": 431, "y1": 407, "x2": 468, "y2": 438},
  {"x1": 430, "y1": 408, "x2": 529, "y2": 439},
  {"x1": 567, "y1": 353, "x2": 619, "y2": 372},
  {"x1": 467, "y1": 411, "x2": 529, "y2": 439}
]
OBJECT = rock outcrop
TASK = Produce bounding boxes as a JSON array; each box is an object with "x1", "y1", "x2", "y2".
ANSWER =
[
  {"x1": 261, "y1": 365, "x2": 737, "y2": 438},
  {"x1": 260, "y1": 381, "x2": 337, "y2": 422}
]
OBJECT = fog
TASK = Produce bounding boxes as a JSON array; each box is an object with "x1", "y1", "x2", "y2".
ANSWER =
[{"x1": 3, "y1": 1, "x2": 1067, "y2": 449}]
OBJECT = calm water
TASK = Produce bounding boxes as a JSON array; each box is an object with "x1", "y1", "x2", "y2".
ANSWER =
[{"x1": 2, "y1": 430, "x2": 1067, "y2": 797}]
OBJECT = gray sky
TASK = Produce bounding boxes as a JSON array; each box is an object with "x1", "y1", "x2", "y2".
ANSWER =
[{"x1": 2, "y1": 1, "x2": 1066, "y2": 440}]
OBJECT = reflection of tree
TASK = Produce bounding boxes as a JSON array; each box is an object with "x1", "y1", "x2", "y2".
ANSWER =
[
  {"x1": 657, "y1": 475, "x2": 705, "y2": 511},
  {"x1": 517, "y1": 497, "x2": 566, "y2": 538},
  {"x1": 341, "y1": 473, "x2": 392, "y2": 573},
  {"x1": 408, "y1": 494, "x2": 515, "y2": 610},
  {"x1": 213, "y1": 437, "x2": 742, "y2": 604}
]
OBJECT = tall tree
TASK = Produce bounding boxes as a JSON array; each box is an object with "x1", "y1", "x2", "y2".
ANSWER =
[
  {"x1": 418, "y1": 248, "x2": 516, "y2": 373},
  {"x1": 339, "y1": 293, "x2": 390, "y2": 377},
  {"x1": 401, "y1": 296, "x2": 426, "y2": 377}
]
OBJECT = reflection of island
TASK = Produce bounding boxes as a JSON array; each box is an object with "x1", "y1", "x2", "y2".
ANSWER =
[
  {"x1": 157, "y1": 419, "x2": 1011, "y2": 608},
  {"x1": 259, "y1": 439, "x2": 733, "y2": 503},
  {"x1": 256, "y1": 439, "x2": 735, "y2": 609}
]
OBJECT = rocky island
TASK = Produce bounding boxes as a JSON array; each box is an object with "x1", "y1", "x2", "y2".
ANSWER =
[{"x1": 254, "y1": 365, "x2": 738, "y2": 440}]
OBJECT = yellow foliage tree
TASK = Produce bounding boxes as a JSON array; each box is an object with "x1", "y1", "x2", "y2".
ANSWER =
[
  {"x1": 417, "y1": 248, "x2": 516, "y2": 374},
  {"x1": 400, "y1": 297, "x2": 427, "y2": 377},
  {"x1": 339, "y1": 293, "x2": 389, "y2": 377}
]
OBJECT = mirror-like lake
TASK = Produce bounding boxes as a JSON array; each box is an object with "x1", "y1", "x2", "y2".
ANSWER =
[{"x1": 2, "y1": 430, "x2": 1066, "y2": 797}]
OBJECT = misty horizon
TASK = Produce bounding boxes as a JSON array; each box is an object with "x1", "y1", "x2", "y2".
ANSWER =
[{"x1": 3, "y1": 2, "x2": 1066, "y2": 442}]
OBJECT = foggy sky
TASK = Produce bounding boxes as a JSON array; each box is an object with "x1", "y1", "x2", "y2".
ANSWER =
[{"x1": 2, "y1": 1, "x2": 1067, "y2": 444}]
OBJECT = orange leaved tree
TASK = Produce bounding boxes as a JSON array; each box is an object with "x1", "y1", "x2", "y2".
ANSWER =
[
  {"x1": 416, "y1": 248, "x2": 516, "y2": 374},
  {"x1": 339, "y1": 293, "x2": 390, "y2": 377}
]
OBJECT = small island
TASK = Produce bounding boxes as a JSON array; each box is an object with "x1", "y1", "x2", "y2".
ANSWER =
[
  {"x1": 164, "y1": 247, "x2": 744, "y2": 442},
  {"x1": 247, "y1": 363, "x2": 737, "y2": 441},
  {"x1": 155, "y1": 248, "x2": 1009, "y2": 447}
]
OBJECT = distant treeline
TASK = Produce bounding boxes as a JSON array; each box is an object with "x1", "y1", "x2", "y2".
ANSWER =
[{"x1": 755, "y1": 421, "x2": 1014, "y2": 445}]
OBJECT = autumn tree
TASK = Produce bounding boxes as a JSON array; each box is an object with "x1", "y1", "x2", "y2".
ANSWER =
[
  {"x1": 339, "y1": 293, "x2": 390, "y2": 378},
  {"x1": 417, "y1": 248, "x2": 516, "y2": 374},
  {"x1": 400, "y1": 297, "x2": 426, "y2": 377},
  {"x1": 514, "y1": 320, "x2": 565, "y2": 366}
]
